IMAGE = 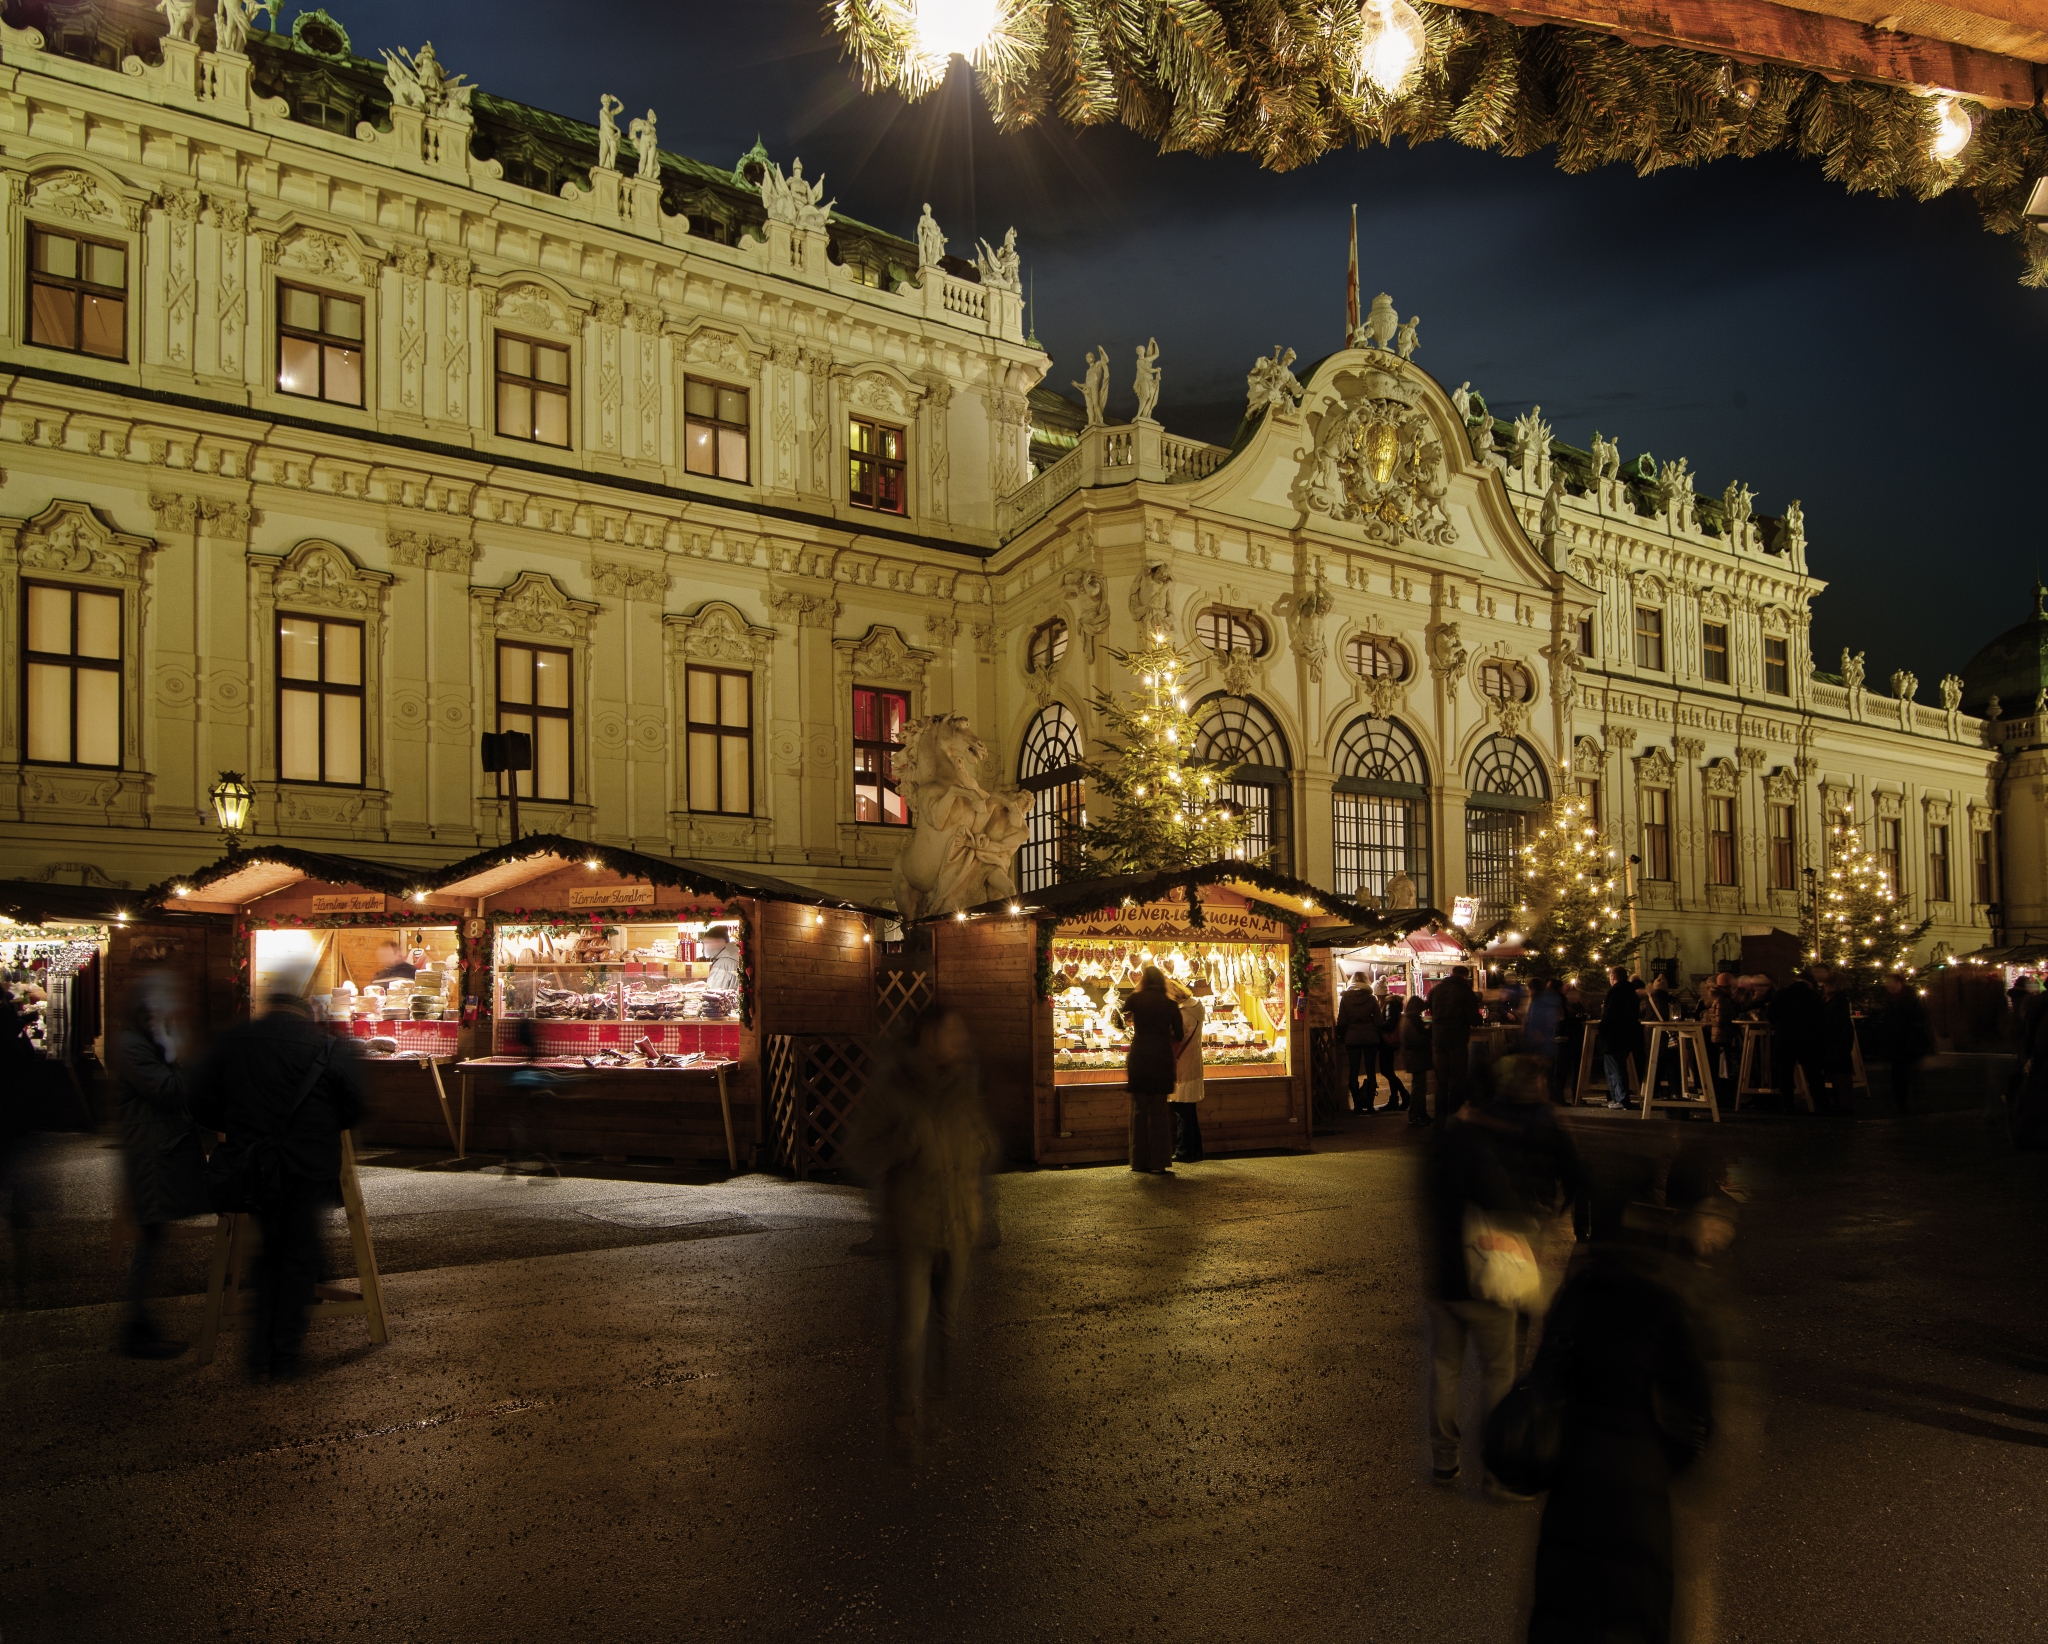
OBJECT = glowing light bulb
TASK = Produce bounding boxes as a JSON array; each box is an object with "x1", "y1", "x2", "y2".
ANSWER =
[
  {"x1": 1930, "y1": 95, "x2": 1972, "y2": 161},
  {"x1": 1355, "y1": 0, "x2": 1426, "y2": 96},
  {"x1": 912, "y1": 0, "x2": 1001, "y2": 65}
]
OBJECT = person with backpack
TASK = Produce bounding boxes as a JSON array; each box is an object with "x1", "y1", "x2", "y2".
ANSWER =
[{"x1": 191, "y1": 966, "x2": 365, "y2": 1382}]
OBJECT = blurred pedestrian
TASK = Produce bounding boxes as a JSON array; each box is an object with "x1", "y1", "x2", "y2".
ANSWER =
[
  {"x1": 1337, "y1": 973, "x2": 1384, "y2": 1114},
  {"x1": 505, "y1": 1016, "x2": 559, "y2": 1175},
  {"x1": 1767, "y1": 969, "x2": 1829, "y2": 1112},
  {"x1": 191, "y1": 965, "x2": 365, "y2": 1382},
  {"x1": 1168, "y1": 978, "x2": 1206, "y2": 1163},
  {"x1": 1875, "y1": 974, "x2": 1933, "y2": 1113},
  {"x1": 1430, "y1": 966, "x2": 1480, "y2": 1119},
  {"x1": 1374, "y1": 980, "x2": 1410, "y2": 1113},
  {"x1": 1699, "y1": 975, "x2": 1737, "y2": 1110},
  {"x1": 1522, "y1": 978, "x2": 1563, "y2": 1073},
  {"x1": 1116, "y1": 966, "x2": 1183, "y2": 1173},
  {"x1": 1818, "y1": 966, "x2": 1858, "y2": 1111},
  {"x1": 1598, "y1": 968, "x2": 1644, "y2": 1109},
  {"x1": 853, "y1": 1006, "x2": 1000, "y2": 1453},
  {"x1": 111, "y1": 975, "x2": 211, "y2": 1358},
  {"x1": 1401, "y1": 991, "x2": 1433, "y2": 1128},
  {"x1": 1555, "y1": 982, "x2": 1590, "y2": 1103}
]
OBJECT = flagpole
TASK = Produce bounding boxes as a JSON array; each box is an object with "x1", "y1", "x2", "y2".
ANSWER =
[{"x1": 1346, "y1": 204, "x2": 1360, "y2": 347}]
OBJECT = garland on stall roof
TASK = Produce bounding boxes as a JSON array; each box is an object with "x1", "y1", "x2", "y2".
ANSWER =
[{"x1": 732, "y1": 908, "x2": 755, "y2": 1029}]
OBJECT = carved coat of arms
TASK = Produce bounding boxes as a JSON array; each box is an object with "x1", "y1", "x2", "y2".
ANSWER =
[{"x1": 1296, "y1": 361, "x2": 1456, "y2": 549}]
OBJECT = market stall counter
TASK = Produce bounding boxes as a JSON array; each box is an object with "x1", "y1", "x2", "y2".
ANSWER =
[
  {"x1": 432, "y1": 836, "x2": 880, "y2": 1169},
  {"x1": 930, "y1": 863, "x2": 1407, "y2": 1166},
  {"x1": 146, "y1": 849, "x2": 467, "y2": 1148}
]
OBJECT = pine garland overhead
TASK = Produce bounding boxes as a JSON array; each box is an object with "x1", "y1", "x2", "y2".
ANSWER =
[{"x1": 828, "y1": 1, "x2": 2048, "y2": 283}]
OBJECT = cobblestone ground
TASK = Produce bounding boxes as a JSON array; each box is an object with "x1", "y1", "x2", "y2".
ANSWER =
[{"x1": 4, "y1": 1093, "x2": 2044, "y2": 1644}]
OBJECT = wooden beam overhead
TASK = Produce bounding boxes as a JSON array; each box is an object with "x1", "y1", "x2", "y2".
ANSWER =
[{"x1": 1431, "y1": 0, "x2": 2048, "y2": 108}]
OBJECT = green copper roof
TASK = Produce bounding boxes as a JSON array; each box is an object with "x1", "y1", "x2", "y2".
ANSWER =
[{"x1": 1959, "y1": 583, "x2": 2048, "y2": 719}]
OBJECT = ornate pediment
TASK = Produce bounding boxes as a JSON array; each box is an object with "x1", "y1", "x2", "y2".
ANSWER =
[
  {"x1": 493, "y1": 280, "x2": 572, "y2": 334},
  {"x1": 26, "y1": 167, "x2": 122, "y2": 227},
  {"x1": 266, "y1": 539, "x2": 392, "y2": 613},
  {"x1": 7, "y1": 499, "x2": 155, "y2": 579},
  {"x1": 1294, "y1": 362, "x2": 1455, "y2": 548},
  {"x1": 275, "y1": 225, "x2": 375, "y2": 285},
  {"x1": 1924, "y1": 796, "x2": 1952, "y2": 826},
  {"x1": 1873, "y1": 789, "x2": 1904, "y2": 820},
  {"x1": 1572, "y1": 735, "x2": 1606, "y2": 774},
  {"x1": 1765, "y1": 766, "x2": 1799, "y2": 803},
  {"x1": 1637, "y1": 746, "x2": 1674, "y2": 786},
  {"x1": 845, "y1": 371, "x2": 910, "y2": 420},
  {"x1": 679, "y1": 322, "x2": 756, "y2": 376},
  {"x1": 836, "y1": 623, "x2": 931, "y2": 687},
  {"x1": 1703, "y1": 756, "x2": 1740, "y2": 796},
  {"x1": 482, "y1": 570, "x2": 597, "y2": 641},
  {"x1": 669, "y1": 600, "x2": 773, "y2": 666}
]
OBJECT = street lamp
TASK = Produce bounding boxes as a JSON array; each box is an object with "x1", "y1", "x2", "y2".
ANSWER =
[{"x1": 209, "y1": 770, "x2": 254, "y2": 852}]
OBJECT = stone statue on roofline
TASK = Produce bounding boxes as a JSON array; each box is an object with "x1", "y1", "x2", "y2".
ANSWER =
[
  {"x1": 976, "y1": 227, "x2": 1021, "y2": 293},
  {"x1": 1355, "y1": 291, "x2": 1399, "y2": 350},
  {"x1": 596, "y1": 94, "x2": 623, "y2": 172},
  {"x1": 1841, "y1": 650, "x2": 1865, "y2": 692},
  {"x1": 1072, "y1": 347, "x2": 1109, "y2": 427},
  {"x1": 1395, "y1": 314, "x2": 1420, "y2": 361},
  {"x1": 1133, "y1": 338, "x2": 1161, "y2": 425},
  {"x1": 382, "y1": 42, "x2": 473, "y2": 123},
  {"x1": 214, "y1": 0, "x2": 260, "y2": 53},
  {"x1": 762, "y1": 158, "x2": 833, "y2": 231},
  {"x1": 157, "y1": 0, "x2": 197, "y2": 43},
  {"x1": 1723, "y1": 480, "x2": 1754, "y2": 541},
  {"x1": 1451, "y1": 381, "x2": 1472, "y2": 422},
  {"x1": 1941, "y1": 674, "x2": 1964, "y2": 713},
  {"x1": 1246, "y1": 346, "x2": 1301, "y2": 417},
  {"x1": 629, "y1": 111, "x2": 660, "y2": 181},
  {"x1": 916, "y1": 203, "x2": 946, "y2": 269},
  {"x1": 1782, "y1": 499, "x2": 1806, "y2": 558}
]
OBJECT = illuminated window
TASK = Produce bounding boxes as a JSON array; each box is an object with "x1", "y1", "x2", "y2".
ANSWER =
[
  {"x1": 23, "y1": 582, "x2": 121, "y2": 767},
  {"x1": 1771, "y1": 803, "x2": 1796, "y2": 891},
  {"x1": 685, "y1": 666, "x2": 750, "y2": 815},
  {"x1": 1641, "y1": 786, "x2": 1672, "y2": 880},
  {"x1": 1478, "y1": 660, "x2": 1528, "y2": 704},
  {"x1": 496, "y1": 334, "x2": 572, "y2": 447},
  {"x1": 1191, "y1": 694, "x2": 1291, "y2": 877},
  {"x1": 1702, "y1": 622, "x2": 1730, "y2": 684},
  {"x1": 1974, "y1": 828, "x2": 1995, "y2": 904},
  {"x1": 1347, "y1": 636, "x2": 1405, "y2": 680},
  {"x1": 27, "y1": 227, "x2": 126, "y2": 360},
  {"x1": 1708, "y1": 795, "x2": 1736, "y2": 886},
  {"x1": 1633, "y1": 606, "x2": 1665, "y2": 671},
  {"x1": 853, "y1": 686, "x2": 912, "y2": 824},
  {"x1": 1197, "y1": 608, "x2": 1266, "y2": 657},
  {"x1": 849, "y1": 416, "x2": 907, "y2": 514},
  {"x1": 684, "y1": 379, "x2": 749, "y2": 482},
  {"x1": 1928, "y1": 823, "x2": 1951, "y2": 903},
  {"x1": 1027, "y1": 618, "x2": 1068, "y2": 674},
  {"x1": 278, "y1": 615, "x2": 363, "y2": 786},
  {"x1": 1763, "y1": 636, "x2": 1790, "y2": 695},
  {"x1": 1017, "y1": 705, "x2": 1085, "y2": 891},
  {"x1": 277, "y1": 283, "x2": 363, "y2": 405},
  {"x1": 1878, "y1": 816, "x2": 1902, "y2": 890},
  {"x1": 1465, "y1": 735, "x2": 1549, "y2": 925},
  {"x1": 1333, "y1": 716, "x2": 1430, "y2": 907},
  {"x1": 497, "y1": 642, "x2": 572, "y2": 801},
  {"x1": 1576, "y1": 614, "x2": 1595, "y2": 660}
]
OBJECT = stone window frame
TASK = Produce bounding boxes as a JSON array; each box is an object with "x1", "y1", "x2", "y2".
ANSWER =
[
  {"x1": 470, "y1": 571, "x2": 599, "y2": 822},
  {"x1": 255, "y1": 222, "x2": 384, "y2": 429},
  {"x1": 833, "y1": 365, "x2": 930, "y2": 524},
  {"x1": 247, "y1": 539, "x2": 394, "y2": 803},
  {"x1": 3, "y1": 161, "x2": 150, "y2": 376},
  {"x1": 832, "y1": 624, "x2": 933, "y2": 831},
  {"x1": 1636, "y1": 746, "x2": 1675, "y2": 881},
  {"x1": 665, "y1": 600, "x2": 776, "y2": 824},
  {"x1": 478, "y1": 278, "x2": 590, "y2": 459}
]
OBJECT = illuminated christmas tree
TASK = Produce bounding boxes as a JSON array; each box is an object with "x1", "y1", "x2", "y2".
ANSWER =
[
  {"x1": 1803, "y1": 804, "x2": 1931, "y2": 996},
  {"x1": 1503, "y1": 794, "x2": 1644, "y2": 983},
  {"x1": 1079, "y1": 630, "x2": 1250, "y2": 873}
]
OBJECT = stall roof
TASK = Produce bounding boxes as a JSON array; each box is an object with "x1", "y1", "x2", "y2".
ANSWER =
[
  {"x1": 1306, "y1": 920, "x2": 1464, "y2": 952},
  {"x1": 940, "y1": 860, "x2": 1438, "y2": 941},
  {"x1": 138, "y1": 848, "x2": 434, "y2": 911},
  {"x1": 1947, "y1": 944, "x2": 2048, "y2": 967},
  {"x1": 425, "y1": 834, "x2": 889, "y2": 913},
  {"x1": 0, "y1": 877, "x2": 195, "y2": 927}
]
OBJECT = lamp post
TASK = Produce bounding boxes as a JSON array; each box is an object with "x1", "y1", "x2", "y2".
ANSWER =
[{"x1": 209, "y1": 770, "x2": 254, "y2": 854}]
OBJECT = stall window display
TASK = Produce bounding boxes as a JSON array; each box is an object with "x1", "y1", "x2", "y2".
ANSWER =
[
  {"x1": 3, "y1": 933, "x2": 101, "y2": 1059},
  {"x1": 491, "y1": 918, "x2": 742, "y2": 1061},
  {"x1": 1046, "y1": 938, "x2": 1288, "y2": 1081},
  {"x1": 251, "y1": 924, "x2": 462, "y2": 1053}
]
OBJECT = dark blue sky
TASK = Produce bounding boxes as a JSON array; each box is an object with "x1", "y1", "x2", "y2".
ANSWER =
[{"x1": 323, "y1": 0, "x2": 2046, "y2": 689}]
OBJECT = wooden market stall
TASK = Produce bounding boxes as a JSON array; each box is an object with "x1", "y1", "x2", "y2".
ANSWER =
[
  {"x1": 1310, "y1": 923, "x2": 1468, "y2": 1003},
  {"x1": 929, "y1": 863, "x2": 1404, "y2": 1166},
  {"x1": 142, "y1": 849, "x2": 468, "y2": 1147},
  {"x1": 1, "y1": 877, "x2": 236, "y2": 1124},
  {"x1": 429, "y1": 835, "x2": 880, "y2": 1170}
]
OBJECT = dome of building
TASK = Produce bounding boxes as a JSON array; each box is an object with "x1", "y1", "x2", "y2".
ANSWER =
[{"x1": 1960, "y1": 583, "x2": 2048, "y2": 719}]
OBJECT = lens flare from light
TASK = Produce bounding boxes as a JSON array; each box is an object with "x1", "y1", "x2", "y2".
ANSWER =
[
  {"x1": 1357, "y1": 0, "x2": 1426, "y2": 97},
  {"x1": 1930, "y1": 96, "x2": 1972, "y2": 161},
  {"x1": 914, "y1": 0, "x2": 1000, "y2": 64}
]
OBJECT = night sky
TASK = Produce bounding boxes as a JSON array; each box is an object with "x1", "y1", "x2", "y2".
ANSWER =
[{"x1": 325, "y1": 0, "x2": 2046, "y2": 690}]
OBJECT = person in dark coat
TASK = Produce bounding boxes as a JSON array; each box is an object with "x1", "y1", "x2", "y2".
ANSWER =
[
  {"x1": 1818, "y1": 966, "x2": 1858, "y2": 1111},
  {"x1": 1116, "y1": 967, "x2": 1184, "y2": 1173},
  {"x1": 1336, "y1": 977, "x2": 1386, "y2": 1113},
  {"x1": 1429, "y1": 967, "x2": 1481, "y2": 1119},
  {"x1": 191, "y1": 976, "x2": 366, "y2": 1381},
  {"x1": 1521, "y1": 1169, "x2": 1719, "y2": 1644},
  {"x1": 112, "y1": 975, "x2": 212, "y2": 1358},
  {"x1": 1522, "y1": 979, "x2": 1563, "y2": 1074},
  {"x1": 1875, "y1": 974, "x2": 1934, "y2": 1113},
  {"x1": 1598, "y1": 968, "x2": 1644, "y2": 1108},
  {"x1": 1373, "y1": 981, "x2": 1409, "y2": 1111},
  {"x1": 1401, "y1": 992, "x2": 1433, "y2": 1127},
  {"x1": 1766, "y1": 970, "x2": 1828, "y2": 1112}
]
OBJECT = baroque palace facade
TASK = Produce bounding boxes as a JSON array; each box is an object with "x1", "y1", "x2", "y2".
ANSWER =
[{"x1": 0, "y1": 1, "x2": 2031, "y2": 979}]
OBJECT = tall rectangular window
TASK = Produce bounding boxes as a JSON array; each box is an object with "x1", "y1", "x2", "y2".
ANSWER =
[
  {"x1": 1633, "y1": 607, "x2": 1665, "y2": 671},
  {"x1": 24, "y1": 582, "x2": 121, "y2": 767},
  {"x1": 28, "y1": 227, "x2": 126, "y2": 360},
  {"x1": 1928, "y1": 823, "x2": 1951, "y2": 902},
  {"x1": 1577, "y1": 777, "x2": 1602, "y2": 829},
  {"x1": 278, "y1": 615, "x2": 363, "y2": 785},
  {"x1": 852, "y1": 685, "x2": 911, "y2": 825},
  {"x1": 1707, "y1": 795, "x2": 1736, "y2": 885},
  {"x1": 495, "y1": 334, "x2": 571, "y2": 447},
  {"x1": 1334, "y1": 792, "x2": 1429, "y2": 910},
  {"x1": 497, "y1": 642, "x2": 572, "y2": 801},
  {"x1": 1702, "y1": 622, "x2": 1730, "y2": 684},
  {"x1": 1878, "y1": 816, "x2": 1903, "y2": 891},
  {"x1": 1576, "y1": 614, "x2": 1595, "y2": 660},
  {"x1": 1975, "y1": 828, "x2": 1995, "y2": 903},
  {"x1": 1771, "y1": 803, "x2": 1797, "y2": 891},
  {"x1": 1019, "y1": 780, "x2": 1086, "y2": 893},
  {"x1": 1763, "y1": 636, "x2": 1790, "y2": 695},
  {"x1": 685, "y1": 666, "x2": 751, "y2": 815},
  {"x1": 277, "y1": 283, "x2": 363, "y2": 405},
  {"x1": 1641, "y1": 787, "x2": 1671, "y2": 880},
  {"x1": 1464, "y1": 808, "x2": 1525, "y2": 930},
  {"x1": 684, "y1": 380, "x2": 749, "y2": 482},
  {"x1": 849, "y1": 415, "x2": 907, "y2": 515}
]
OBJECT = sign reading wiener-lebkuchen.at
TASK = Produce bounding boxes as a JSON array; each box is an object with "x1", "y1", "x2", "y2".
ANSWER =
[
  {"x1": 1055, "y1": 891, "x2": 1287, "y2": 944},
  {"x1": 311, "y1": 894, "x2": 385, "y2": 913},
  {"x1": 566, "y1": 883, "x2": 657, "y2": 909}
]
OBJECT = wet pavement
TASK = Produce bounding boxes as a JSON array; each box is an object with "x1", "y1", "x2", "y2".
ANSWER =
[{"x1": 4, "y1": 1097, "x2": 2045, "y2": 1643}]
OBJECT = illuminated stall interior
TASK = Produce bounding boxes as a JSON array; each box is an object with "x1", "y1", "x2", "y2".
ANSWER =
[{"x1": 1047, "y1": 937, "x2": 1290, "y2": 1081}]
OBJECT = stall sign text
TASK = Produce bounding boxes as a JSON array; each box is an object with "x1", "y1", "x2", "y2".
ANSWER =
[
  {"x1": 1058, "y1": 899, "x2": 1285, "y2": 943},
  {"x1": 311, "y1": 894, "x2": 385, "y2": 913},
  {"x1": 566, "y1": 884, "x2": 657, "y2": 910}
]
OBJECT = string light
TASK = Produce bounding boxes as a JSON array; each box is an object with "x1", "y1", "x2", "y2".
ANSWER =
[
  {"x1": 1930, "y1": 95, "x2": 1973, "y2": 161},
  {"x1": 1355, "y1": 0, "x2": 1426, "y2": 97}
]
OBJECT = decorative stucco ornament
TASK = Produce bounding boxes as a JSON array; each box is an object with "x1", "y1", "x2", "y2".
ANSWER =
[
  {"x1": 975, "y1": 227, "x2": 1021, "y2": 293},
  {"x1": 888, "y1": 715, "x2": 1032, "y2": 920},
  {"x1": 1072, "y1": 346, "x2": 1109, "y2": 427},
  {"x1": 1133, "y1": 338, "x2": 1162, "y2": 424},
  {"x1": 381, "y1": 42, "x2": 473, "y2": 123},
  {"x1": 1246, "y1": 346, "x2": 1301, "y2": 417},
  {"x1": 1297, "y1": 360, "x2": 1457, "y2": 547}
]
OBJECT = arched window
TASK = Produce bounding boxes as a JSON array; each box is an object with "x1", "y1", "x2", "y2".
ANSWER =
[
  {"x1": 1333, "y1": 717, "x2": 1431, "y2": 907},
  {"x1": 1016, "y1": 705, "x2": 1085, "y2": 892},
  {"x1": 1192, "y1": 693, "x2": 1292, "y2": 876},
  {"x1": 1464, "y1": 735, "x2": 1550, "y2": 928},
  {"x1": 1477, "y1": 660, "x2": 1530, "y2": 703},
  {"x1": 1196, "y1": 607, "x2": 1267, "y2": 657},
  {"x1": 1347, "y1": 635, "x2": 1407, "y2": 681},
  {"x1": 1027, "y1": 617, "x2": 1068, "y2": 675}
]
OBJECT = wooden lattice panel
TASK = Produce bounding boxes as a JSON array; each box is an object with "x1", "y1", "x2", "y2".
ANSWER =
[
  {"x1": 875, "y1": 968, "x2": 933, "y2": 1037},
  {"x1": 766, "y1": 1033, "x2": 872, "y2": 1178},
  {"x1": 1308, "y1": 1026, "x2": 1346, "y2": 1128}
]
